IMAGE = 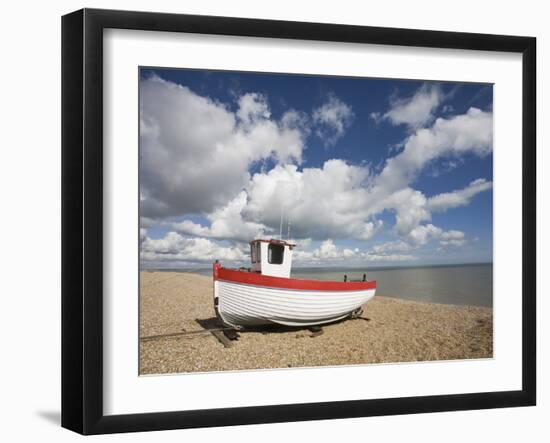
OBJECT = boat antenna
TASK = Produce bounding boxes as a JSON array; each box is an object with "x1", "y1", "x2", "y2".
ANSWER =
[
  {"x1": 279, "y1": 202, "x2": 284, "y2": 240},
  {"x1": 277, "y1": 180, "x2": 293, "y2": 240},
  {"x1": 287, "y1": 215, "x2": 291, "y2": 241}
]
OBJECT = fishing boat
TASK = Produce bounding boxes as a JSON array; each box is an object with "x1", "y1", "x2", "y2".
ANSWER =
[{"x1": 213, "y1": 239, "x2": 376, "y2": 329}]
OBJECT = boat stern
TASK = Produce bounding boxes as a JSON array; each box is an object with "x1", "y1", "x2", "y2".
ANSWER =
[
  {"x1": 212, "y1": 261, "x2": 221, "y2": 321},
  {"x1": 213, "y1": 261, "x2": 241, "y2": 329}
]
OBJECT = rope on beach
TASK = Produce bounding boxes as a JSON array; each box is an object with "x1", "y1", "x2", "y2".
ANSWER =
[{"x1": 140, "y1": 327, "x2": 235, "y2": 342}]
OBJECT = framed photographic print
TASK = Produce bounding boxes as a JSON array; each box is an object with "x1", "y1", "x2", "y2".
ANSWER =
[{"x1": 61, "y1": 8, "x2": 536, "y2": 434}]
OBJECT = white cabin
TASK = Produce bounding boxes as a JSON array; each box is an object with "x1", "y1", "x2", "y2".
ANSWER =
[{"x1": 250, "y1": 239, "x2": 294, "y2": 278}]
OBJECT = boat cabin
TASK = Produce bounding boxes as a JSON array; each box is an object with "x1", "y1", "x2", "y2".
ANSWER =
[{"x1": 250, "y1": 239, "x2": 295, "y2": 278}]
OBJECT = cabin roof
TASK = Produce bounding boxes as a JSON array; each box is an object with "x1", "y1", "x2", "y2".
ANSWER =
[{"x1": 249, "y1": 238, "x2": 296, "y2": 248}]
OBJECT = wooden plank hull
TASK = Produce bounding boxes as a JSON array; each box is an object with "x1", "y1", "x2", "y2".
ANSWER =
[{"x1": 214, "y1": 279, "x2": 376, "y2": 328}]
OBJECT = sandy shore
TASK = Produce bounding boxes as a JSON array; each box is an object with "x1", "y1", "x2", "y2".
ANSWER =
[{"x1": 139, "y1": 271, "x2": 492, "y2": 375}]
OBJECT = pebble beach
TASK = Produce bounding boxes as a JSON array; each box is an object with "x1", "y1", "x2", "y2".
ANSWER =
[{"x1": 139, "y1": 271, "x2": 493, "y2": 375}]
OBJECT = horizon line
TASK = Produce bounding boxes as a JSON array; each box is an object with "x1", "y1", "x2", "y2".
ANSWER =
[{"x1": 140, "y1": 261, "x2": 493, "y2": 271}]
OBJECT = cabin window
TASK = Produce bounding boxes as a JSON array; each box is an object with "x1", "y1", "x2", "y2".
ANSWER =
[{"x1": 268, "y1": 243, "x2": 284, "y2": 264}]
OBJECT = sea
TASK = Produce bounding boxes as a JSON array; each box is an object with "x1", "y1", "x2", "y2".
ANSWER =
[
  {"x1": 153, "y1": 263, "x2": 493, "y2": 308},
  {"x1": 292, "y1": 264, "x2": 493, "y2": 307}
]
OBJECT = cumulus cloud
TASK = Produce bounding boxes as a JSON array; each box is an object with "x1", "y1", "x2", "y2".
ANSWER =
[
  {"x1": 140, "y1": 232, "x2": 247, "y2": 265},
  {"x1": 379, "y1": 84, "x2": 444, "y2": 129},
  {"x1": 236, "y1": 92, "x2": 271, "y2": 125},
  {"x1": 173, "y1": 191, "x2": 268, "y2": 242},
  {"x1": 385, "y1": 188, "x2": 431, "y2": 236},
  {"x1": 280, "y1": 109, "x2": 310, "y2": 132},
  {"x1": 369, "y1": 111, "x2": 382, "y2": 125},
  {"x1": 313, "y1": 94, "x2": 354, "y2": 146},
  {"x1": 171, "y1": 107, "x2": 492, "y2": 245},
  {"x1": 406, "y1": 223, "x2": 465, "y2": 247},
  {"x1": 140, "y1": 228, "x2": 147, "y2": 244},
  {"x1": 354, "y1": 108, "x2": 492, "y2": 237},
  {"x1": 293, "y1": 239, "x2": 415, "y2": 265},
  {"x1": 364, "y1": 253, "x2": 416, "y2": 262},
  {"x1": 241, "y1": 160, "x2": 382, "y2": 241},
  {"x1": 314, "y1": 239, "x2": 356, "y2": 259},
  {"x1": 178, "y1": 159, "x2": 383, "y2": 242},
  {"x1": 375, "y1": 107, "x2": 493, "y2": 194},
  {"x1": 427, "y1": 178, "x2": 493, "y2": 212},
  {"x1": 140, "y1": 78, "x2": 492, "y2": 267},
  {"x1": 140, "y1": 216, "x2": 154, "y2": 229},
  {"x1": 140, "y1": 76, "x2": 307, "y2": 218},
  {"x1": 439, "y1": 238, "x2": 467, "y2": 247},
  {"x1": 293, "y1": 239, "x2": 357, "y2": 262},
  {"x1": 371, "y1": 240, "x2": 413, "y2": 254}
]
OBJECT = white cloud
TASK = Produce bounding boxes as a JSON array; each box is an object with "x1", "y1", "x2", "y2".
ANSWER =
[
  {"x1": 140, "y1": 232, "x2": 247, "y2": 265},
  {"x1": 171, "y1": 106, "x2": 492, "y2": 244},
  {"x1": 364, "y1": 253, "x2": 416, "y2": 262},
  {"x1": 140, "y1": 76, "x2": 307, "y2": 218},
  {"x1": 407, "y1": 223, "x2": 465, "y2": 247},
  {"x1": 140, "y1": 228, "x2": 147, "y2": 244},
  {"x1": 440, "y1": 230, "x2": 465, "y2": 241},
  {"x1": 427, "y1": 178, "x2": 493, "y2": 212},
  {"x1": 295, "y1": 238, "x2": 312, "y2": 249},
  {"x1": 439, "y1": 239, "x2": 467, "y2": 247},
  {"x1": 280, "y1": 109, "x2": 310, "y2": 132},
  {"x1": 375, "y1": 107, "x2": 493, "y2": 194},
  {"x1": 173, "y1": 191, "x2": 269, "y2": 242},
  {"x1": 140, "y1": 217, "x2": 154, "y2": 228},
  {"x1": 369, "y1": 111, "x2": 382, "y2": 124},
  {"x1": 293, "y1": 239, "x2": 414, "y2": 265},
  {"x1": 371, "y1": 240, "x2": 412, "y2": 254},
  {"x1": 385, "y1": 187, "x2": 431, "y2": 236},
  {"x1": 172, "y1": 220, "x2": 210, "y2": 237},
  {"x1": 382, "y1": 84, "x2": 444, "y2": 129},
  {"x1": 313, "y1": 240, "x2": 358, "y2": 260},
  {"x1": 312, "y1": 94, "x2": 354, "y2": 146},
  {"x1": 140, "y1": 80, "x2": 492, "y2": 267},
  {"x1": 293, "y1": 240, "x2": 353, "y2": 263},
  {"x1": 236, "y1": 92, "x2": 271, "y2": 125},
  {"x1": 315, "y1": 239, "x2": 345, "y2": 259},
  {"x1": 406, "y1": 224, "x2": 442, "y2": 245},
  {"x1": 241, "y1": 160, "x2": 382, "y2": 241}
]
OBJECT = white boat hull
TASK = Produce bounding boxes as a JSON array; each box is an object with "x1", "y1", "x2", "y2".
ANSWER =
[{"x1": 215, "y1": 280, "x2": 375, "y2": 328}]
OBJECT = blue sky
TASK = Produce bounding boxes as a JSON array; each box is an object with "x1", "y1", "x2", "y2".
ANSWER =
[{"x1": 139, "y1": 67, "x2": 493, "y2": 268}]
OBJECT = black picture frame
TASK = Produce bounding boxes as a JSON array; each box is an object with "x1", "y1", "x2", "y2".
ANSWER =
[{"x1": 61, "y1": 8, "x2": 536, "y2": 435}]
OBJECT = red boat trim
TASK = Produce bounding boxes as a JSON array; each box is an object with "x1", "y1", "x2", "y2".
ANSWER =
[{"x1": 213, "y1": 263, "x2": 376, "y2": 292}]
